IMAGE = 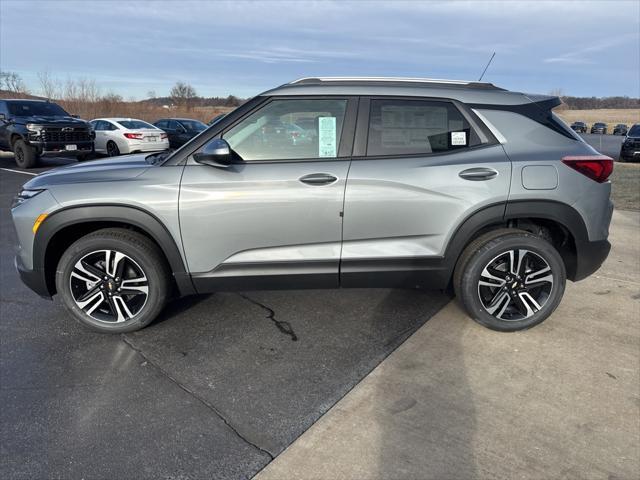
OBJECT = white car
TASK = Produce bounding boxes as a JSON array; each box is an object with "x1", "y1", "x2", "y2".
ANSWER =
[{"x1": 89, "y1": 118, "x2": 170, "y2": 156}]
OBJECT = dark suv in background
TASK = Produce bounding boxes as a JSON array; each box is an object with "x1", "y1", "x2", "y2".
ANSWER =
[
  {"x1": 620, "y1": 123, "x2": 640, "y2": 162},
  {"x1": 570, "y1": 121, "x2": 587, "y2": 133},
  {"x1": 613, "y1": 124, "x2": 628, "y2": 136},
  {"x1": 590, "y1": 122, "x2": 608, "y2": 134},
  {"x1": 0, "y1": 99, "x2": 94, "y2": 168}
]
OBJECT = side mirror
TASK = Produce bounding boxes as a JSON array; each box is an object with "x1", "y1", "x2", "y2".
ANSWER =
[{"x1": 193, "y1": 138, "x2": 236, "y2": 167}]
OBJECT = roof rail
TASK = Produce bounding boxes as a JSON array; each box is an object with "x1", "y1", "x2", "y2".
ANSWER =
[{"x1": 288, "y1": 76, "x2": 503, "y2": 90}]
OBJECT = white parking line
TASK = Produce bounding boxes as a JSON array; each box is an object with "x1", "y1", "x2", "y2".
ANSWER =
[{"x1": 0, "y1": 168, "x2": 38, "y2": 176}]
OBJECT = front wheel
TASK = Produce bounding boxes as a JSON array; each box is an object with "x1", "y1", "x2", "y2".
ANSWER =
[
  {"x1": 454, "y1": 229, "x2": 566, "y2": 332},
  {"x1": 56, "y1": 228, "x2": 170, "y2": 333},
  {"x1": 13, "y1": 139, "x2": 38, "y2": 168}
]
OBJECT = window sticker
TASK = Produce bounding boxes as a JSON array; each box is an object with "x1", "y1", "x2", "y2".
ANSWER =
[
  {"x1": 318, "y1": 116, "x2": 337, "y2": 157},
  {"x1": 451, "y1": 131, "x2": 467, "y2": 146}
]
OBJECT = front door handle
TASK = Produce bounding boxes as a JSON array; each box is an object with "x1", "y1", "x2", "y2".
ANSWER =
[
  {"x1": 299, "y1": 173, "x2": 338, "y2": 186},
  {"x1": 459, "y1": 167, "x2": 499, "y2": 181}
]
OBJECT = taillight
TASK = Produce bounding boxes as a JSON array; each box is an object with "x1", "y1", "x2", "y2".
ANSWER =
[
  {"x1": 160, "y1": 133, "x2": 168, "y2": 140},
  {"x1": 561, "y1": 155, "x2": 613, "y2": 183},
  {"x1": 124, "y1": 133, "x2": 143, "y2": 139}
]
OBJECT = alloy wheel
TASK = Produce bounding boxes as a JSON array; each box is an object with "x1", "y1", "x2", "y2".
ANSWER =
[
  {"x1": 107, "y1": 142, "x2": 119, "y2": 156},
  {"x1": 477, "y1": 249, "x2": 554, "y2": 321},
  {"x1": 69, "y1": 249, "x2": 149, "y2": 323}
]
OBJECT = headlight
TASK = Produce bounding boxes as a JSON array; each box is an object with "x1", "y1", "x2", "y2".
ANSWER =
[
  {"x1": 26, "y1": 124, "x2": 43, "y2": 132},
  {"x1": 12, "y1": 189, "x2": 44, "y2": 208}
]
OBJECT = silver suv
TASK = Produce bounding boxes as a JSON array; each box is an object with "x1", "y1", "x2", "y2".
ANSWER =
[{"x1": 11, "y1": 77, "x2": 613, "y2": 333}]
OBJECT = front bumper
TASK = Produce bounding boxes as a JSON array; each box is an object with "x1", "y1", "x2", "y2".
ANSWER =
[
  {"x1": 15, "y1": 255, "x2": 51, "y2": 299},
  {"x1": 36, "y1": 140, "x2": 94, "y2": 157}
]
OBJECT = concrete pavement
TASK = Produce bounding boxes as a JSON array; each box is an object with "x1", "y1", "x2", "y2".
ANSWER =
[{"x1": 257, "y1": 209, "x2": 640, "y2": 480}]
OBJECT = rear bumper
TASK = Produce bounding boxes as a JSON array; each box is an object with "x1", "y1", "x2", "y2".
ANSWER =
[
  {"x1": 15, "y1": 255, "x2": 51, "y2": 299},
  {"x1": 574, "y1": 239, "x2": 611, "y2": 281}
]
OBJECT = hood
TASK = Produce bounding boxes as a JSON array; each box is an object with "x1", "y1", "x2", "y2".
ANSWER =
[
  {"x1": 15, "y1": 115, "x2": 90, "y2": 126},
  {"x1": 24, "y1": 154, "x2": 152, "y2": 189}
]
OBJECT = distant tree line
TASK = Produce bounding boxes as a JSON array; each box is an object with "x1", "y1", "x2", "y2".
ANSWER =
[{"x1": 560, "y1": 96, "x2": 639, "y2": 110}]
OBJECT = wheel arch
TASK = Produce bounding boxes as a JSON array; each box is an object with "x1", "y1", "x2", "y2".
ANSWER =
[
  {"x1": 35, "y1": 205, "x2": 195, "y2": 297},
  {"x1": 445, "y1": 200, "x2": 588, "y2": 284}
]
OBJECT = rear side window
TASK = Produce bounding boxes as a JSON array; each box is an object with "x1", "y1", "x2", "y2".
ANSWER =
[
  {"x1": 367, "y1": 99, "x2": 475, "y2": 156},
  {"x1": 118, "y1": 120, "x2": 155, "y2": 130}
]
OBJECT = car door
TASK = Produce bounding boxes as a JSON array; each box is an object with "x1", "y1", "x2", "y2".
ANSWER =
[
  {"x1": 341, "y1": 97, "x2": 510, "y2": 287},
  {"x1": 90, "y1": 120, "x2": 107, "y2": 152},
  {"x1": 174, "y1": 121, "x2": 193, "y2": 146},
  {"x1": 179, "y1": 96, "x2": 357, "y2": 291}
]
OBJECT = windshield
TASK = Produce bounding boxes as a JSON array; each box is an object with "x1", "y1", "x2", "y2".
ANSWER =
[
  {"x1": 594, "y1": 123, "x2": 606, "y2": 127},
  {"x1": 179, "y1": 120, "x2": 207, "y2": 132},
  {"x1": 117, "y1": 120, "x2": 156, "y2": 130},
  {"x1": 7, "y1": 101, "x2": 69, "y2": 117},
  {"x1": 628, "y1": 125, "x2": 640, "y2": 137}
]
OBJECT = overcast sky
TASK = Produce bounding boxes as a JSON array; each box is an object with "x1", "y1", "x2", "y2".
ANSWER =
[{"x1": 1, "y1": 0, "x2": 638, "y2": 99}]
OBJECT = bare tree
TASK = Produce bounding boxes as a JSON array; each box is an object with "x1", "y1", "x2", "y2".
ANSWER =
[
  {"x1": 147, "y1": 90, "x2": 156, "y2": 99},
  {"x1": 38, "y1": 70, "x2": 61, "y2": 99},
  {"x1": 170, "y1": 81, "x2": 197, "y2": 109},
  {"x1": 0, "y1": 71, "x2": 29, "y2": 94}
]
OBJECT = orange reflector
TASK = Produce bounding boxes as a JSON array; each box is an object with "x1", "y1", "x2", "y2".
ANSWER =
[{"x1": 32, "y1": 214, "x2": 48, "y2": 234}]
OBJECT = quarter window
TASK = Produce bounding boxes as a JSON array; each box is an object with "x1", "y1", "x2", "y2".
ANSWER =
[
  {"x1": 223, "y1": 99, "x2": 348, "y2": 161},
  {"x1": 367, "y1": 99, "x2": 475, "y2": 156}
]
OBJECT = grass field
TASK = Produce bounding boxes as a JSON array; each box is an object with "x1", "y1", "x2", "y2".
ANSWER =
[
  {"x1": 611, "y1": 162, "x2": 640, "y2": 211},
  {"x1": 556, "y1": 109, "x2": 640, "y2": 132}
]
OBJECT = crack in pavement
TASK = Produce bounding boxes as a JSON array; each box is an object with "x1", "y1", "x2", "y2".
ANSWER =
[
  {"x1": 120, "y1": 334, "x2": 274, "y2": 460},
  {"x1": 238, "y1": 293, "x2": 298, "y2": 341}
]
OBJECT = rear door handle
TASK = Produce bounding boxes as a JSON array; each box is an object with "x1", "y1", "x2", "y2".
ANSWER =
[
  {"x1": 459, "y1": 167, "x2": 499, "y2": 181},
  {"x1": 299, "y1": 173, "x2": 338, "y2": 186}
]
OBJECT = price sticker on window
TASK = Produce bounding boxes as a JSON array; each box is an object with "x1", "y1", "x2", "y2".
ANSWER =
[
  {"x1": 318, "y1": 117, "x2": 337, "y2": 157},
  {"x1": 451, "y1": 131, "x2": 467, "y2": 146}
]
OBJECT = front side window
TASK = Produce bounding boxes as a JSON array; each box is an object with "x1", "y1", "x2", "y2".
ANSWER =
[
  {"x1": 179, "y1": 120, "x2": 207, "y2": 132},
  {"x1": 223, "y1": 98, "x2": 347, "y2": 161},
  {"x1": 367, "y1": 99, "x2": 474, "y2": 156}
]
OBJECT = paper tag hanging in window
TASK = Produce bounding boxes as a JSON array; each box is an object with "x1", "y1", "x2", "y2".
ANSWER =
[
  {"x1": 318, "y1": 117, "x2": 337, "y2": 157},
  {"x1": 451, "y1": 131, "x2": 467, "y2": 146}
]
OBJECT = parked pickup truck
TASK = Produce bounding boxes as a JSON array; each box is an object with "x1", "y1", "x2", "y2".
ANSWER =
[{"x1": 0, "y1": 99, "x2": 94, "y2": 168}]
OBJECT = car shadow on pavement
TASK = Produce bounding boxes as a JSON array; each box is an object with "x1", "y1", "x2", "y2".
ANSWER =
[{"x1": 124, "y1": 287, "x2": 452, "y2": 459}]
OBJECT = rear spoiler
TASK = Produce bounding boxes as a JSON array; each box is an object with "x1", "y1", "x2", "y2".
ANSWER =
[{"x1": 469, "y1": 95, "x2": 574, "y2": 139}]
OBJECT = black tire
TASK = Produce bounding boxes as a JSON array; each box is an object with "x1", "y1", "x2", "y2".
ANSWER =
[
  {"x1": 453, "y1": 229, "x2": 566, "y2": 332},
  {"x1": 13, "y1": 139, "x2": 38, "y2": 169},
  {"x1": 106, "y1": 141, "x2": 120, "y2": 157},
  {"x1": 55, "y1": 228, "x2": 170, "y2": 333}
]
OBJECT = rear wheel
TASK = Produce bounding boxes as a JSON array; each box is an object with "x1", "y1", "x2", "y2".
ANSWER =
[
  {"x1": 13, "y1": 139, "x2": 38, "y2": 168},
  {"x1": 106, "y1": 140, "x2": 120, "y2": 157},
  {"x1": 454, "y1": 229, "x2": 566, "y2": 332},
  {"x1": 56, "y1": 228, "x2": 169, "y2": 333}
]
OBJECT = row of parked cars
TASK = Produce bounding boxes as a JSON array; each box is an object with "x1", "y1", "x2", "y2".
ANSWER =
[
  {"x1": 0, "y1": 98, "x2": 226, "y2": 168},
  {"x1": 570, "y1": 121, "x2": 629, "y2": 135}
]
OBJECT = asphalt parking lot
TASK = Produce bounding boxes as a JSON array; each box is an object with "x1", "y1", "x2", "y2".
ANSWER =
[{"x1": 0, "y1": 156, "x2": 450, "y2": 479}]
